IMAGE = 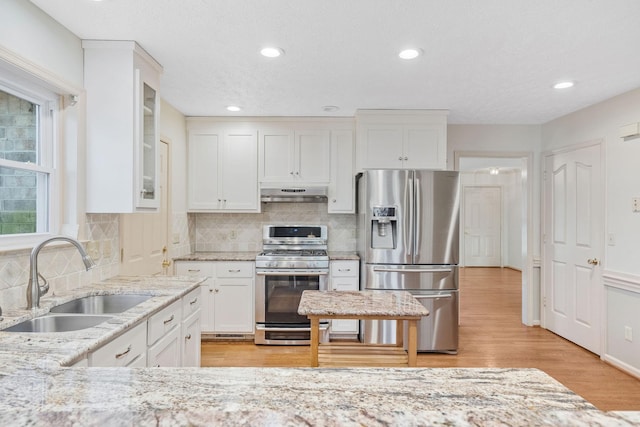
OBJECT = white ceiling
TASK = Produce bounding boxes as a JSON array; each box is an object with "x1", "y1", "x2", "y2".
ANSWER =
[{"x1": 30, "y1": 0, "x2": 640, "y2": 124}]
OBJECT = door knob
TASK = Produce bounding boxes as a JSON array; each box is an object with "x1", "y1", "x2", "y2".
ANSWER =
[{"x1": 587, "y1": 258, "x2": 600, "y2": 266}]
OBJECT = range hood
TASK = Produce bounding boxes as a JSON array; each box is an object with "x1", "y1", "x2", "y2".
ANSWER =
[{"x1": 260, "y1": 187, "x2": 328, "y2": 203}]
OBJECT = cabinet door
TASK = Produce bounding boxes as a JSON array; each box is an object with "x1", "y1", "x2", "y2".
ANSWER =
[
  {"x1": 361, "y1": 126, "x2": 404, "y2": 169},
  {"x1": 220, "y1": 131, "x2": 259, "y2": 210},
  {"x1": 330, "y1": 261, "x2": 359, "y2": 334},
  {"x1": 187, "y1": 133, "x2": 221, "y2": 210},
  {"x1": 329, "y1": 130, "x2": 354, "y2": 213},
  {"x1": 135, "y1": 74, "x2": 160, "y2": 209},
  {"x1": 259, "y1": 128, "x2": 295, "y2": 182},
  {"x1": 147, "y1": 326, "x2": 181, "y2": 367},
  {"x1": 296, "y1": 130, "x2": 330, "y2": 183},
  {"x1": 213, "y1": 278, "x2": 254, "y2": 333},
  {"x1": 404, "y1": 126, "x2": 446, "y2": 170},
  {"x1": 182, "y1": 311, "x2": 201, "y2": 367}
]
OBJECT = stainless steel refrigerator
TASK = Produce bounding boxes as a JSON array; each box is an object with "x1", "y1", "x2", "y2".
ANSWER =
[{"x1": 356, "y1": 169, "x2": 460, "y2": 353}]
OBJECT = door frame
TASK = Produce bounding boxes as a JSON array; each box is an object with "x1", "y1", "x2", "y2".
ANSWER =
[
  {"x1": 540, "y1": 139, "x2": 605, "y2": 352},
  {"x1": 454, "y1": 151, "x2": 535, "y2": 326}
]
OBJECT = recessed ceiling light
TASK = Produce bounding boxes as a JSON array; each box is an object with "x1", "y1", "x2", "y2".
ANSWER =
[
  {"x1": 260, "y1": 47, "x2": 284, "y2": 58},
  {"x1": 398, "y1": 48, "x2": 423, "y2": 60},
  {"x1": 553, "y1": 81, "x2": 574, "y2": 89},
  {"x1": 226, "y1": 105, "x2": 242, "y2": 112}
]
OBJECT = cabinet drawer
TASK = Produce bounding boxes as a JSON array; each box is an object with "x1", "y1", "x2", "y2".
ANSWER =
[
  {"x1": 147, "y1": 325, "x2": 181, "y2": 367},
  {"x1": 332, "y1": 280, "x2": 358, "y2": 292},
  {"x1": 89, "y1": 321, "x2": 147, "y2": 367},
  {"x1": 182, "y1": 287, "x2": 202, "y2": 319},
  {"x1": 175, "y1": 261, "x2": 214, "y2": 277},
  {"x1": 331, "y1": 261, "x2": 358, "y2": 277},
  {"x1": 148, "y1": 300, "x2": 181, "y2": 346},
  {"x1": 216, "y1": 262, "x2": 254, "y2": 278}
]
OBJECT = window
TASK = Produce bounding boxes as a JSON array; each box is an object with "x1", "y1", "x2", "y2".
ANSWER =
[{"x1": 0, "y1": 81, "x2": 57, "y2": 238}]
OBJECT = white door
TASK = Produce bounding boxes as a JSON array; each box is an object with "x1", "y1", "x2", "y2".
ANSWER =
[
  {"x1": 120, "y1": 141, "x2": 169, "y2": 275},
  {"x1": 463, "y1": 186, "x2": 502, "y2": 266},
  {"x1": 543, "y1": 143, "x2": 603, "y2": 354}
]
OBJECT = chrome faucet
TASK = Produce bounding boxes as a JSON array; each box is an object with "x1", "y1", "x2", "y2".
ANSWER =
[{"x1": 27, "y1": 236, "x2": 96, "y2": 309}]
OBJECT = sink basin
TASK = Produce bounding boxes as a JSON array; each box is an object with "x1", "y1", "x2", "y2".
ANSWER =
[
  {"x1": 3, "y1": 314, "x2": 112, "y2": 333},
  {"x1": 50, "y1": 294, "x2": 152, "y2": 314}
]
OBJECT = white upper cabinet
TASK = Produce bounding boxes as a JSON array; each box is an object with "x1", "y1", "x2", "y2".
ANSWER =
[
  {"x1": 259, "y1": 127, "x2": 331, "y2": 185},
  {"x1": 187, "y1": 120, "x2": 259, "y2": 212},
  {"x1": 328, "y1": 130, "x2": 355, "y2": 213},
  {"x1": 83, "y1": 40, "x2": 163, "y2": 212},
  {"x1": 356, "y1": 110, "x2": 448, "y2": 171}
]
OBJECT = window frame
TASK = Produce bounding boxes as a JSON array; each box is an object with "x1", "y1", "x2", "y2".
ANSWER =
[{"x1": 0, "y1": 67, "x2": 60, "y2": 250}]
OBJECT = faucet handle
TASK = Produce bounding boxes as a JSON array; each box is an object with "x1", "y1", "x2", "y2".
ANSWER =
[{"x1": 37, "y1": 272, "x2": 50, "y2": 296}]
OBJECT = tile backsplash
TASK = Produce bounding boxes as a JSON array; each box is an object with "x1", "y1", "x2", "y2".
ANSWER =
[
  {"x1": 191, "y1": 202, "x2": 356, "y2": 253},
  {"x1": 0, "y1": 214, "x2": 119, "y2": 312}
]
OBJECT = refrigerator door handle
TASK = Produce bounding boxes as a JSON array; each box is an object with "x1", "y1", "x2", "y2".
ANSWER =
[
  {"x1": 413, "y1": 294, "x2": 454, "y2": 300},
  {"x1": 372, "y1": 267, "x2": 453, "y2": 273},
  {"x1": 414, "y1": 175, "x2": 421, "y2": 260},
  {"x1": 406, "y1": 172, "x2": 414, "y2": 257}
]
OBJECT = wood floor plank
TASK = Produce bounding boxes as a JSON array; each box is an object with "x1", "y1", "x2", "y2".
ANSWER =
[{"x1": 201, "y1": 267, "x2": 640, "y2": 411}]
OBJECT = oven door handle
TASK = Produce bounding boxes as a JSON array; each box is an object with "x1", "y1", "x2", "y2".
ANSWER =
[
  {"x1": 255, "y1": 324, "x2": 330, "y2": 332},
  {"x1": 256, "y1": 271, "x2": 329, "y2": 276}
]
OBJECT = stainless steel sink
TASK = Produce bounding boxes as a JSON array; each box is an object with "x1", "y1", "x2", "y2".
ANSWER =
[
  {"x1": 3, "y1": 314, "x2": 112, "y2": 333},
  {"x1": 49, "y1": 294, "x2": 152, "y2": 314}
]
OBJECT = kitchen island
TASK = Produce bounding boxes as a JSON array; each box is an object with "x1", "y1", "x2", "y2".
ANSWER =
[
  {"x1": 1, "y1": 277, "x2": 639, "y2": 426},
  {"x1": 299, "y1": 290, "x2": 429, "y2": 367}
]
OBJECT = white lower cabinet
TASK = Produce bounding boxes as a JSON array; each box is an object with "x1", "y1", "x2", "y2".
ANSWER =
[
  {"x1": 175, "y1": 261, "x2": 255, "y2": 334},
  {"x1": 329, "y1": 260, "x2": 360, "y2": 337},
  {"x1": 147, "y1": 300, "x2": 182, "y2": 367},
  {"x1": 181, "y1": 287, "x2": 202, "y2": 367},
  {"x1": 89, "y1": 321, "x2": 148, "y2": 367}
]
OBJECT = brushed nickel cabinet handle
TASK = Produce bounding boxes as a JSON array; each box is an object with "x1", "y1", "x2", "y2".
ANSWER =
[
  {"x1": 164, "y1": 314, "x2": 175, "y2": 324},
  {"x1": 115, "y1": 345, "x2": 132, "y2": 359}
]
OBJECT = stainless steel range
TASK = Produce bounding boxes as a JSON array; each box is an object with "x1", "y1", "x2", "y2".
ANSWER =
[{"x1": 255, "y1": 225, "x2": 329, "y2": 345}]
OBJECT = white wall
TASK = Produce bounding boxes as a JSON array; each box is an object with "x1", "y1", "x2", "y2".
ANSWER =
[
  {"x1": 160, "y1": 100, "x2": 190, "y2": 258},
  {"x1": 0, "y1": 0, "x2": 83, "y2": 88},
  {"x1": 543, "y1": 88, "x2": 640, "y2": 275},
  {"x1": 542, "y1": 87, "x2": 640, "y2": 376}
]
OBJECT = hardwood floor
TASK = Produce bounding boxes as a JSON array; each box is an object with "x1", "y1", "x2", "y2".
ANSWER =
[{"x1": 201, "y1": 267, "x2": 640, "y2": 411}]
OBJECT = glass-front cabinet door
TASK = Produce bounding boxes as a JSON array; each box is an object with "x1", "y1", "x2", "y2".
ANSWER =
[{"x1": 136, "y1": 71, "x2": 159, "y2": 209}]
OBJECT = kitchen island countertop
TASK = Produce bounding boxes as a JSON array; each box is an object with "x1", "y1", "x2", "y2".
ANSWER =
[{"x1": 1, "y1": 277, "x2": 639, "y2": 426}]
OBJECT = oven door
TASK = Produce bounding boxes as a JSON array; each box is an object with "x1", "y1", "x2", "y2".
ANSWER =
[{"x1": 255, "y1": 269, "x2": 329, "y2": 345}]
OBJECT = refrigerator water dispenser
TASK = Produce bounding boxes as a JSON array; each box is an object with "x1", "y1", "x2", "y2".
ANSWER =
[{"x1": 371, "y1": 206, "x2": 397, "y2": 249}]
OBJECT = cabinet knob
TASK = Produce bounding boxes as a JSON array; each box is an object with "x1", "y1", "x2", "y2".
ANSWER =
[
  {"x1": 398, "y1": 156, "x2": 403, "y2": 161},
  {"x1": 290, "y1": 171, "x2": 294, "y2": 175},
  {"x1": 404, "y1": 156, "x2": 408, "y2": 161},
  {"x1": 295, "y1": 171, "x2": 299, "y2": 175},
  {"x1": 332, "y1": 199, "x2": 337, "y2": 203}
]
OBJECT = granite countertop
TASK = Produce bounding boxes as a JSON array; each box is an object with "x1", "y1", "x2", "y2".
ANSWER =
[
  {"x1": 0, "y1": 275, "x2": 204, "y2": 367},
  {"x1": 1, "y1": 277, "x2": 640, "y2": 426},
  {"x1": 174, "y1": 252, "x2": 360, "y2": 262},
  {"x1": 0, "y1": 366, "x2": 638, "y2": 426},
  {"x1": 299, "y1": 290, "x2": 429, "y2": 318},
  {"x1": 328, "y1": 251, "x2": 359, "y2": 260},
  {"x1": 173, "y1": 251, "x2": 259, "y2": 262}
]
